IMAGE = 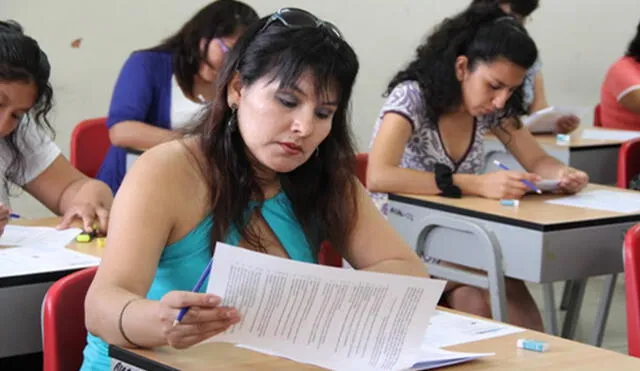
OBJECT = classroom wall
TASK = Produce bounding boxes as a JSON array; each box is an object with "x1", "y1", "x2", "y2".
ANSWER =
[{"x1": 2, "y1": 0, "x2": 640, "y2": 216}]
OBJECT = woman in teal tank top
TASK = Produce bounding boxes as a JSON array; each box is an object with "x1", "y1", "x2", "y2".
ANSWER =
[{"x1": 81, "y1": 7, "x2": 428, "y2": 370}]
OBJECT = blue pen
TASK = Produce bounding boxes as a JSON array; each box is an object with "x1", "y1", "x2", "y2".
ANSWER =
[
  {"x1": 9, "y1": 213, "x2": 20, "y2": 219},
  {"x1": 173, "y1": 259, "x2": 213, "y2": 326},
  {"x1": 492, "y1": 160, "x2": 542, "y2": 194}
]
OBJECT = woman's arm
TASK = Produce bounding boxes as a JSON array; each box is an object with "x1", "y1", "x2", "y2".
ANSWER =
[
  {"x1": 529, "y1": 72, "x2": 579, "y2": 134},
  {"x1": 367, "y1": 113, "x2": 481, "y2": 196},
  {"x1": 23, "y1": 155, "x2": 112, "y2": 232},
  {"x1": 109, "y1": 120, "x2": 182, "y2": 150},
  {"x1": 343, "y1": 182, "x2": 428, "y2": 278},
  {"x1": 619, "y1": 89, "x2": 640, "y2": 114}
]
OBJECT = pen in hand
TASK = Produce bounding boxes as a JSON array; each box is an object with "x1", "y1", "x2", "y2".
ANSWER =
[
  {"x1": 492, "y1": 160, "x2": 542, "y2": 194},
  {"x1": 173, "y1": 259, "x2": 213, "y2": 327}
]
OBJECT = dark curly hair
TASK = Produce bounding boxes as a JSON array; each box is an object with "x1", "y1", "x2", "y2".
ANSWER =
[
  {"x1": 0, "y1": 20, "x2": 54, "y2": 196},
  {"x1": 626, "y1": 19, "x2": 640, "y2": 62},
  {"x1": 470, "y1": 0, "x2": 539, "y2": 18},
  {"x1": 191, "y1": 11, "x2": 360, "y2": 255},
  {"x1": 386, "y1": 4, "x2": 538, "y2": 126}
]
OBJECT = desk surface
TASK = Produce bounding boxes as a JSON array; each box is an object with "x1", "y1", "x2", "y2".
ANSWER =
[
  {"x1": 109, "y1": 310, "x2": 640, "y2": 371},
  {"x1": 390, "y1": 184, "x2": 640, "y2": 231},
  {"x1": 485, "y1": 127, "x2": 632, "y2": 149}
]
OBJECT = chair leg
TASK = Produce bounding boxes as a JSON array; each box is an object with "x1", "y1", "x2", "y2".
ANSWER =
[
  {"x1": 560, "y1": 280, "x2": 572, "y2": 311},
  {"x1": 561, "y1": 279, "x2": 587, "y2": 339},
  {"x1": 542, "y1": 283, "x2": 559, "y2": 335},
  {"x1": 589, "y1": 274, "x2": 617, "y2": 347}
]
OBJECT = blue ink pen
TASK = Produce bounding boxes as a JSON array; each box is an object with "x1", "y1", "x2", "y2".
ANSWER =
[
  {"x1": 9, "y1": 213, "x2": 20, "y2": 219},
  {"x1": 517, "y1": 338, "x2": 550, "y2": 352},
  {"x1": 492, "y1": 160, "x2": 542, "y2": 194},
  {"x1": 173, "y1": 259, "x2": 213, "y2": 326}
]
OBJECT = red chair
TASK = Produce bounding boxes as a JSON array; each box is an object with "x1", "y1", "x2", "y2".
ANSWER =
[
  {"x1": 617, "y1": 138, "x2": 640, "y2": 189},
  {"x1": 42, "y1": 267, "x2": 97, "y2": 371},
  {"x1": 355, "y1": 153, "x2": 369, "y2": 187},
  {"x1": 70, "y1": 117, "x2": 110, "y2": 178},
  {"x1": 594, "y1": 104, "x2": 602, "y2": 127},
  {"x1": 625, "y1": 224, "x2": 640, "y2": 358}
]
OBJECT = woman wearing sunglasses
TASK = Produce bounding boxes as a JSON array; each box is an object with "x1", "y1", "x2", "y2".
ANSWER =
[
  {"x1": 81, "y1": 8, "x2": 427, "y2": 369},
  {"x1": 96, "y1": 0, "x2": 258, "y2": 194}
]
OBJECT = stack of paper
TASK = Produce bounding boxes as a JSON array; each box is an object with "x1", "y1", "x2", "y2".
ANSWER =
[
  {"x1": 0, "y1": 225, "x2": 98, "y2": 278},
  {"x1": 545, "y1": 190, "x2": 640, "y2": 213},
  {"x1": 581, "y1": 129, "x2": 640, "y2": 142},
  {"x1": 203, "y1": 243, "x2": 499, "y2": 370}
]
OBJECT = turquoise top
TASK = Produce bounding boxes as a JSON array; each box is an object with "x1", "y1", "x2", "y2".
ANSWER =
[{"x1": 80, "y1": 192, "x2": 316, "y2": 370}]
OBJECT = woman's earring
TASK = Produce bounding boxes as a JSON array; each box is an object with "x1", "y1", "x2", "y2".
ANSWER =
[
  {"x1": 315, "y1": 147, "x2": 320, "y2": 158},
  {"x1": 227, "y1": 104, "x2": 238, "y2": 132}
]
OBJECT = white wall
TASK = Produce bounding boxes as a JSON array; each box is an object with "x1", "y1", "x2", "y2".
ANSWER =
[{"x1": 2, "y1": 0, "x2": 639, "y2": 216}]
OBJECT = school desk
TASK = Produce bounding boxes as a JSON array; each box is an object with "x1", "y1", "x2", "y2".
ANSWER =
[
  {"x1": 0, "y1": 217, "x2": 101, "y2": 358},
  {"x1": 108, "y1": 309, "x2": 640, "y2": 370},
  {"x1": 483, "y1": 127, "x2": 635, "y2": 185},
  {"x1": 386, "y1": 184, "x2": 640, "y2": 343}
]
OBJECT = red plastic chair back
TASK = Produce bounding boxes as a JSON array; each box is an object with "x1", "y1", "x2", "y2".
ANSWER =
[
  {"x1": 42, "y1": 267, "x2": 97, "y2": 371},
  {"x1": 594, "y1": 104, "x2": 602, "y2": 127},
  {"x1": 70, "y1": 117, "x2": 110, "y2": 178},
  {"x1": 355, "y1": 153, "x2": 368, "y2": 187},
  {"x1": 617, "y1": 138, "x2": 640, "y2": 189},
  {"x1": 625, "y1": 224, "x2": 640, "y2": 358}
]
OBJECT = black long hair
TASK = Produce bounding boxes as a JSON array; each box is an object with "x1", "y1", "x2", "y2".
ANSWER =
[
  {"x1": 146, "y1": 0, "x2": 258, "y2": 97},
  {"x1": 470, "y1": 0, "x2": 540, "y2": 18},
  {"x1": 0, "y1": 20, "x2": 54, "y2": 195},
  {"x1": 387, "y1": 4, "x2": 538, "y2": 126},
  {"x1": 626, "y1": 19, "x2": 640, "y2": 62},
  {"x1": 191, "y1": 12, "x2": 360, "y2": 255}
]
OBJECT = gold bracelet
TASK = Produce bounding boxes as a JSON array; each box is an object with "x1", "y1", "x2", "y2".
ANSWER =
[{"x1": 118, "y1": 297, "x2": 144, "y2": 348}]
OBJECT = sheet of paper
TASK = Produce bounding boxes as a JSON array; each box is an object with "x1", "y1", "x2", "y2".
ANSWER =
[
  {"x1": 523, "y1": 106, "x2": 588, "y2": 133},
  {"x1": 534, "y1": 179, "x2": 561, "y2": 193},
  {"x1": 0, "y1": 245, "x2": 100, "y2": 278},
  {"x1": 545, "y1": 189, "x2": 640, "y2": 213},
  {"x1": 422, "y1": 310, "x2": 524, "y2": 349},
  {"x1": 0, "y1": 225, "x2": 81, "y2": 247},
  {"x1": 236, "y1": 343, "x2": 493, "y2": 371},
  {"x1": 581, "y1": 128, "x2": 640, "y2": 142},
  {"x1": 205, "y1": 242, "x2": 446, "y2": 371}
]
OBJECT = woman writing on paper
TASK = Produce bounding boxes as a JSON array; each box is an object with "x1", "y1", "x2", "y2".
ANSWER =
[
  {"x1": 0, "y1": 21, "x2": 112, "y2": 237},
  {"x1": 367, "y1": 5, "x2": 589, "y2": 330},
  {"x1": 96, "y1": 0, "x2": 259, "y2": 194},
  {"x1": 600, "y1": 19, "x2": 640, "y2": 131},
  {"x1": 82, "y1": 8, "x2": 428, "y2": 369},
  {"x1": 470, "y1": 0, "x2": 580, "y2": 134}
]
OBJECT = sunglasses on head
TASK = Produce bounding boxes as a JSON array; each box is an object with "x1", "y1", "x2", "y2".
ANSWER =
[{"x1": 258, "y1": 8, "x2": 343, "y2": 39}]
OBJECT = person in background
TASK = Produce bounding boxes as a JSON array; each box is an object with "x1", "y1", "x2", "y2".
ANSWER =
[
  {"x1": 470, "y1": 0, "x2": 580, "y2": 134},
  {"x1": 367, "y1": 4, "x2": 589, "y2": 331},
  {"x1": 600, "y1": 19, "x2": 640, "y2": 131},
  {"x1": 96, "y1": 0, "x2": 259, "y2": 194},
  {"x1": 0, "y1": 21, "x2": 112, "y2": 236},
  {"x1": 81, "y1": 8, "x2": 427, "y2": 370}
]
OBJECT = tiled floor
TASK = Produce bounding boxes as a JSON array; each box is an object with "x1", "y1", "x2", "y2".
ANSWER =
[{"x1": 527, "y1": 274, "x2": 629, "y2": 355}]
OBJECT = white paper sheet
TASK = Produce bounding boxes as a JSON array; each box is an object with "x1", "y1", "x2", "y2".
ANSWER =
[
  {"x1": 535, "y1": 179, "x2": 561, "y2": 193},
  {"x1": 581, "y1": 128, "x2": 640, "y2": 142},
  {"x1": 0, "y1": 245, "x2": 100, "y2": 278},
  {"x1": 545, "y1": 189, "x2": 640, "y2": 213},
  {"x1": 205, "y1": 242, "x2": 447, "y2": 371},
  {"x1": 523, "y1": 106, "x2": 587, "y2": 133},
  {"x1": 0, "y1": 225, "x2": 81, "y2": 247},
  {"x1": 422, "y1": 310, "x2": 524, "y2": 349}
]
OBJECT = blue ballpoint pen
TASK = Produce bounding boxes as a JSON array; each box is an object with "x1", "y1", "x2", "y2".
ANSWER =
[
  {"x1": 9, "y1": 213, "x2": 20, "y2": 219},
  {"x1": 492, "y1": 160, "x2": 542, "y2": 194},
  {"x1": 173, "y1": 259, "x2": 214, "y2": 326}
]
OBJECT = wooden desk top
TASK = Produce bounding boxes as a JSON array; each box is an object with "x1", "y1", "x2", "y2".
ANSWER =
[
  {"x1": 390, "y1": 184, "x2": 640, "y2": 231},
  {"x1": 484, "y1": 127, "x2": 632, "y2": 149},
  {"x1": 110, "y1": 310, "x2": 640, "y2": 371},
  {"x1": 9, "y1": 216, "x2": 104, "y2": 258}
]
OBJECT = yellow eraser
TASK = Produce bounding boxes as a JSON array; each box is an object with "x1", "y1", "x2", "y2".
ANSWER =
[
  {"x1": 76, "y1": 233, "x2": 92, "y2": 243},
  {"x1": 96, "y1": 237, "x2": 106, "y2": 247}
]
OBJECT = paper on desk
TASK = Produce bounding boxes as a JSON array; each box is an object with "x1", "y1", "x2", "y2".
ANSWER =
[
  {"x1": 422, "y1": 310, "x2": 524, "y2": 349},
  {"x1": 0, "y1": 244, "x2": 99, "y2": 278},
  {"x1": 581, "y1": 128, "x2": 640, "y2": 142},
  {"x1": 0, "y1": 225, "x2": 81, "y2": 247},
  {"x1": 205, "y1": 242, "x2": 447, "y2": 371},
  {"x1": 545, "y1": 189, "x2": 640, "y2": 213}
]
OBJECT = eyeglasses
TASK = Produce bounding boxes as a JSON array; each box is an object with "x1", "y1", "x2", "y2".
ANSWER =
[
  {"x1": 214, "y1": 38, "x2": 231, "y2": 54},
  {"x1": 258, "y1": 8, "x2": 343, "y2": 39}
]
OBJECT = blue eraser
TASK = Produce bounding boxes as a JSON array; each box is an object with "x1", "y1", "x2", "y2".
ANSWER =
[
  {"x1": 517, "y1": 338, "x2": 549, "y2": 352},
  {"x1": 556, "y1": 134, "x2": 570, "y2": 145},
  {"x1": 499, "y1": 199, "x2": 519, "y2": 207}
]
